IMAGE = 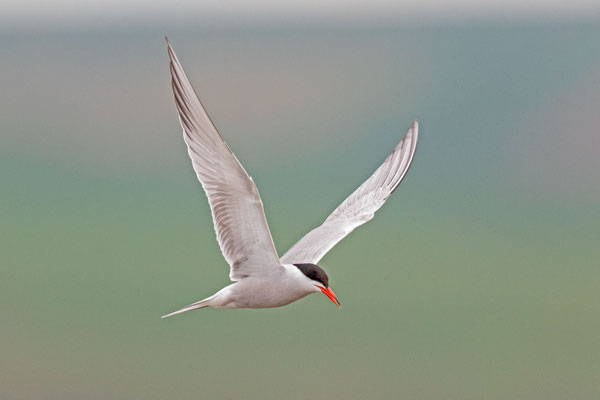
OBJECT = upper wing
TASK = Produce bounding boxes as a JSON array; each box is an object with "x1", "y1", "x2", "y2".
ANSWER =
[
  {"x1": 280, "y1": 121, "x2": 418, "y2": 265},
  {"x1": 167, "y1": 39, "x2": 281, "y2": 281}
]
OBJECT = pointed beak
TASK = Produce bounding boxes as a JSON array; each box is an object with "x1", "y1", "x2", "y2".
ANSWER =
[{"x1": 316, "y1": 285, "x2": 341, "y2": 308}]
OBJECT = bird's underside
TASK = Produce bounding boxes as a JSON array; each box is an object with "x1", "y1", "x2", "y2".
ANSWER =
[
  {"x1": 162, "y1": 265, "x2": 321, "y2": 318},
  {"x1": 162, "y1": 38, "x2": 418, "y2": 318}
]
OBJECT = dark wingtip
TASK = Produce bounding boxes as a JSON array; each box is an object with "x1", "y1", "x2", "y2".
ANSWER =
[
  {"x1": 411, "y1": 120, "x2": 419, "y2": 135},
  {"x1": 165, "y1": 37, "x2": 177, "y2": 67},
  {"x1": 165, "y1": 36, "x2": 175, "y2": 60}
]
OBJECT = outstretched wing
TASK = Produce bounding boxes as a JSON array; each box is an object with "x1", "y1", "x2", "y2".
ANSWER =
[
  {"x1": 280, "y1": 121, "x2": 418, "y2": 265},
  {"x1": 167, "y1": 39, "x2": 281, "y2": 281}
]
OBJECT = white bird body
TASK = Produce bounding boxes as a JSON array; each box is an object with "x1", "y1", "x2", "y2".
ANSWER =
[
  {"x1": 164, "y1": 265, "x2": 320, "y2": 317},
  {"x1": 162, "y1": 38, "x2": 418, "y2": 318}
]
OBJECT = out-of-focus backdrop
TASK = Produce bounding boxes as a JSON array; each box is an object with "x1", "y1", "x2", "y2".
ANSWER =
[{"x1": 2, "y1": 1, "x2": 599, "y2": 399}]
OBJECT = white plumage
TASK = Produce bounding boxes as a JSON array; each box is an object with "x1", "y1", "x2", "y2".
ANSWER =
[
  {"x1": 280, "y1": 124, "x2": 417, "y2": 265},
  {"x1": 162, "y1": 39, "x2": 418, "y2": 318}
]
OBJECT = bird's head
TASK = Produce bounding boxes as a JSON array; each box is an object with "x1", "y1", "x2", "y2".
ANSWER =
[{"x1": 293, "y1": 263, "x2": 341, "y2": 308}]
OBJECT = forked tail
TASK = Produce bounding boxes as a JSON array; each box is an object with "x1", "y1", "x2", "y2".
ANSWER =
[{"x1": 161, "y1": 295, "x2": 214, "y2": 318}]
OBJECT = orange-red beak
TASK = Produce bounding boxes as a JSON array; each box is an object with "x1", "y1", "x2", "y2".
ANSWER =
[{"x1": 316, "y1": 285, "x2": 341, "y2": 308}]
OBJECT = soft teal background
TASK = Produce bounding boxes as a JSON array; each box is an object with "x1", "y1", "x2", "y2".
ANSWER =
[{"x1": 2, "y1": 21, "x2": 600, "y2": 399}]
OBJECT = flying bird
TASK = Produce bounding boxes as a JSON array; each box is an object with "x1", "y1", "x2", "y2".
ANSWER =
[{"x1": 162, "y1": 38, "x2": 418, "y2": 318}]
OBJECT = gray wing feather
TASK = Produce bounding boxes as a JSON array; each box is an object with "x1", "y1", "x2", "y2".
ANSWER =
[
  {"x1": 280, "y1": 121, "x2": 418, "y2": 265},
  {"x1": 167, "y1": 39, "x2": 281, "y2": 280}
]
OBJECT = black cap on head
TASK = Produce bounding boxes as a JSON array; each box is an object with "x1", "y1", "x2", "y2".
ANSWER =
[{"x1": 293, "y1": 263, "x2": 329, "y2": 287}]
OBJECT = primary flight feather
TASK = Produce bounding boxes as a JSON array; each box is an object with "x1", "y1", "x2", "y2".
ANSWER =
[{"x1": 162, "y1": 38, "x2": 418, "y2": 318}]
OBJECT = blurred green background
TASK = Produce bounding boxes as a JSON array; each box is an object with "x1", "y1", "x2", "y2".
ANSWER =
[{"x1": 2, "y1": 13, "x2": 600, "y2": 400}]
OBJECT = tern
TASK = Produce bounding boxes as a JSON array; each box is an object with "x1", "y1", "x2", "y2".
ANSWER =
[{"x1": 162, "y1": 39, "x2": 418, "y2": 318}]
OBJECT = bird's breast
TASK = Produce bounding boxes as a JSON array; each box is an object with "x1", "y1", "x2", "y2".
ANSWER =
[{"x1": 230, "y1": 274, "x2": 312, "y2": 308}]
